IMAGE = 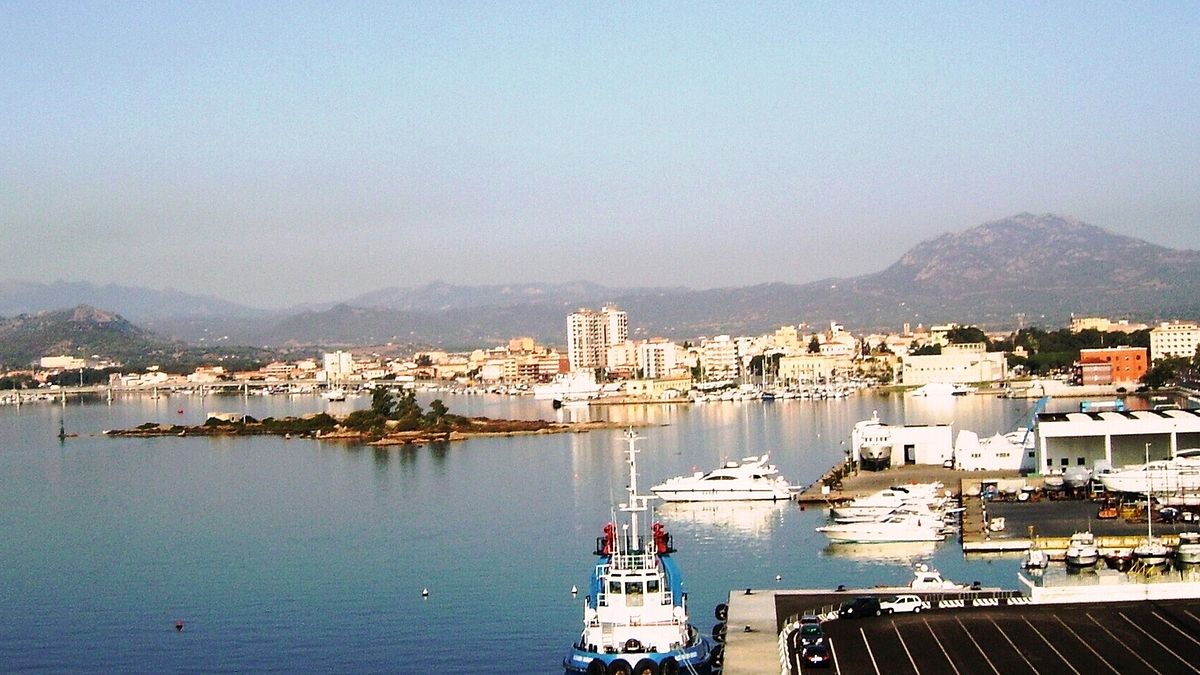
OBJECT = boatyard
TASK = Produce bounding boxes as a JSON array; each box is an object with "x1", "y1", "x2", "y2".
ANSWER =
[{"x1": 722, "y1": 415, "x2": 1200, "y2": 673}]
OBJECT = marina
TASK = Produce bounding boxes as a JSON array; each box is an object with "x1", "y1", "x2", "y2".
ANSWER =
[{"x1": 6, "y1": 389, "x2": 1200, "y2": 672}]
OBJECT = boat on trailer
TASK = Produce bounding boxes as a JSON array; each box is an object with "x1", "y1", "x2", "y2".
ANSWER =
[{"x1": 563, "y1": 430, "x2": 715, "y2": 675}]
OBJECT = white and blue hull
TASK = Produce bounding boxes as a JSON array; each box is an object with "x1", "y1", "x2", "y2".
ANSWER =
[{"x1": 563, "y1": 640, "x2": 713, "y2": 674}]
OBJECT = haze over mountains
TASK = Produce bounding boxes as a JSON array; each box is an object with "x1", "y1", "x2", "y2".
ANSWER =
[{"x1": 3, "y1": 214, "x2": 1198, "y2": 350}]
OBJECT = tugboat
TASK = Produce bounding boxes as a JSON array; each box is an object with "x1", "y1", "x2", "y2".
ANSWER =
[{"x1": 564, "y1": 430, "x2": 714, "y2": 675}]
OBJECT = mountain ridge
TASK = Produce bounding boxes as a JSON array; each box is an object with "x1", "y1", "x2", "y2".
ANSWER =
[{"x1": 3, "y1": 213, "x2": 1198, "y2": 347}]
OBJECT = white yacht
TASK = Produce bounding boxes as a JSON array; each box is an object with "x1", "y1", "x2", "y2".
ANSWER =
[
  {"x1": 909, "y1": 564, "x2": 966, "y2": 589},
  {"x1": 1064, "y1": 531, "x2": 1099, "y2": 567},
  {"x1": 651, "y1": 455, "x2": 792, "y2": 502},
  {"x1": 816, "y1": 513, "x2": 946, "y2": 543},
  {"x1": 321, "y1": 388, "x2": 346, "y2": 402},
  {"x1": 853, "y1": 411, "x2": 893, "y2": 471},
  {"x1": 828, "y1": 483, "x2": 947, "y2": 522},
  {"x1": 1097, "y1": 449, "x2": 1200, "y2": 495}
]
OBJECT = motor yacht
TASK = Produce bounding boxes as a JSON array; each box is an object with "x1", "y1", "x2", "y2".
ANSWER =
[
  {"x1": 816, "y1": 513, "x2": 946, "y2": 543},
  {"x1": 651, "y1": 455, "x2": 792, "y2": 502},
  {"x1": 1097, "y1": 449, "x2": 1200, "y2": 495},
  {"x1": 1065, "y1": 531, "x2": 1099, "y2": 567}
]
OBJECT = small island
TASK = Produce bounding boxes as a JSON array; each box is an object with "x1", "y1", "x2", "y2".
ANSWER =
[{"x1": 104, "y1": 388, "x2": 634, "y2": 444}]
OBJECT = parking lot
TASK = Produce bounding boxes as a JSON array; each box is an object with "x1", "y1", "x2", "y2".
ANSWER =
[{"x1": 787, "y1": 598, "x2": 1200, "y2": 674}]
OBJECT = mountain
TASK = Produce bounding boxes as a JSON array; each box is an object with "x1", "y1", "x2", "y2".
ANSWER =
[
  {"x1": 247, "y1": 213, "x2": 1198, "y2": 344},
  {"x1": 0, "y1": 305, "x2": 177, "y2": 367},
  {"x1": 0, "y1": 280, "x2": 268, "y2": 322},
  {"x1": 3, "y1": 214, "x2": 1196, "y2": 348}
]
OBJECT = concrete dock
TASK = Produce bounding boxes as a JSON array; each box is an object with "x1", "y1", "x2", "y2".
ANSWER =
[{"x1": 722, "y1": 586, "x2": 1200, "y2": 674}]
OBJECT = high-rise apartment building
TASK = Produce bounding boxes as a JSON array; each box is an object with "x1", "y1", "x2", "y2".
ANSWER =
[
  {"x1": 567, "y1": 305, "x2": 628, "y2": 372},
  {"x1": 1150, "y1": 321, "x2": 1200, "y2": 361}
]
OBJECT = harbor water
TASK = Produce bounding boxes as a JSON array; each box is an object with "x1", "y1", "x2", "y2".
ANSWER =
[{"x1": 0, "y1": 391, "x2": 1039, "y2": 672}]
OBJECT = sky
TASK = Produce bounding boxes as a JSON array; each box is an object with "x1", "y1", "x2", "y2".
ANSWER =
[{"x1": 2, "y1": 2, "x2": 1199, "y2": 309}]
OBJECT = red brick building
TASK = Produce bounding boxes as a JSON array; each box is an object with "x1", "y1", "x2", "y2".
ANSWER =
[{"x1": 1078, "y1": 346, "x2": 1148, "y2": 383}]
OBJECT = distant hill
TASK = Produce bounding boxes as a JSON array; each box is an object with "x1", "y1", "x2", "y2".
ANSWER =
[
  {"x1": 0, "y1": 280, "x2": 267, "y2": 322},
  {"x1": 0, "y1": 305, "x2": 177, "y2": 367},
  {"x1": 3, "y1": 214, "x2": 1196, "y2": 348}
]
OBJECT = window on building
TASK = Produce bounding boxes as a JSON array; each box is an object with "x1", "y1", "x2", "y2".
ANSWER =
[{"x1": 1061, "y1": 458, "x2": 1069, "y2": 467}]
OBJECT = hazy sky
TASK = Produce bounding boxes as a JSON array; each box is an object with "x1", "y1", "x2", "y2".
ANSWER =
[{"x1": 3, "y1": 2, "x2": 1198, "y2": 308}]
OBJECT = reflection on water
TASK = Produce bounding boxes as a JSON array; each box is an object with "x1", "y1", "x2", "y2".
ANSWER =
[
  {"x1": 823, "y1": 541, "x2": 940, "y2": 563},
  {"x1": 655, "y1": 500, "x2": 788, "y2": 537}
]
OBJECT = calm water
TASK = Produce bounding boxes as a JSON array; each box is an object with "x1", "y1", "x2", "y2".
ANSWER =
[{"x1": 0, "y1": 391, "x2": 1043, "y2": 672}]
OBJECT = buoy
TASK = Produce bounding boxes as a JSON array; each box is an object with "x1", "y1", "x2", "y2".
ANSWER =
[
  {"x1": 422, "y1": 588, "x2": 429, "y2": 598},
  {"x1": 571, "y1": 585, "x2": 578, "y2": 595},
  {"x1": 774, "y1": 574, "x2": 782, "y2": 581},
  {"x1": 175, "y1": 620, "x2": 184, "y2": 632}
]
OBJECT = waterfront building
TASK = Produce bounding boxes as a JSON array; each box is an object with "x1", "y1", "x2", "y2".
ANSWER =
[
  {"x1": 624, "y1": 374, "x2": 692, "y2": 400},
  {"x1": 1150, "y1": 321, "x2": 1200, "y2": 361},
  {"x1": 1077, "y1": 346, "x2": 1148, "y2": 384},
  {"x1": 778, "y1": 354, "x2": 840, "y2": 384},
  {"x1": 1035, "y1": 408, "x2": 1200, "y2": 471},
  {"x1": 899, "y1": 343, "x2": 1007, "y2": 385},
  {"x1": 849, "y1": 414, "x2": 953, "y2": 468}
]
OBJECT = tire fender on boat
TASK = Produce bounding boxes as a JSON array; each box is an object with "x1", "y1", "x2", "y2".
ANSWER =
[
  {"x1": 712, "y1": 621, "x2": 727, "y2": 643},
  {"x1": 607, "y1": 658, "x2": 633, "y2": 675},
  {"x1": 714, "y1": 603, "x2": 728, "y2": 621},
  {"x1": 586, "y1": 658, "x2": 607, "y2": 675},
  {"x1": 659, "y1": 657, "x2": 679, "y2": 675},
  {"x1": 632, "y1": 658, "x2": 659, "y2": 675}
]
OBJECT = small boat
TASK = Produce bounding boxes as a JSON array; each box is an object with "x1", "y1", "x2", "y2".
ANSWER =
[
  {"x1": 322, "y1": 388, "x2": 346, "y2": 402},
  {"x1": 1063, "y1": 466, "x2": 1092, "y2": 490},
  {"x1": 1132, "y1": 538, "x2": 1171, "y2": 568},
  {"x1": 1022, "y1": 545, "x2": 1049, "y2": 570},
  {"x1": 651, "y1": 454, "x2": 792, "y2": 502},
  {"x1": 1064, "y1": 531, "x2": 1099, "y2": 567},
  {"x1": 564, "y1": 430, "x2": 715, "y2": 674},
  {"x1": 1176, "y1": 532, "x2": 1200, "y2": 566},
  {"x1": 909, "y1": 564, "x2": 965, "y2": 590}
]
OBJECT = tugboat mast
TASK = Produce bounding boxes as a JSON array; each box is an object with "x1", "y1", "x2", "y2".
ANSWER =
[{"x1": 620, "y1": 428, "x2": 652, "y2": 551}]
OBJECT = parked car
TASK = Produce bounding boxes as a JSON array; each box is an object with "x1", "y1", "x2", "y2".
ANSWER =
[
  {"x1": 799, "y1": 613, "x2": 822, "y2": 626},
  {"x1": 880, "y1": 594, "x2": 930, "y2": 614},
  {"x1": 837, "y1": 596, "x2": 882, "y2": 619},
  {"x1": 797, "y1": 623, "x2": 825, "y2": 647},
  {"x1": 800, "y1": 643, "x2": 832, "y2": 668}
]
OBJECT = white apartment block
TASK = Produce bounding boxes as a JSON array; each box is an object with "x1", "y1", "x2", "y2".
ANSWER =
[
  {"x1": 1150, "y1": 321, "x2": 1200, "y2": 361},
  {"x1": 778, "y1": 354, "x2": 840, "y2": 383},
  {"x1": 323, "y1": 350, "x2": 355, "y2": 384},
  {"x1": 606, "y1": 341, "x2": 639, "y2": 371},
  {"x1": 567, "y1": 305, "x2": 628, "y2": 372},
  {"x1": 638, "y1": 340, "x2": 679, "y2": 379},
  {"x1": 700, "y1": 335, "x2": 738, "y2": 381}
]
